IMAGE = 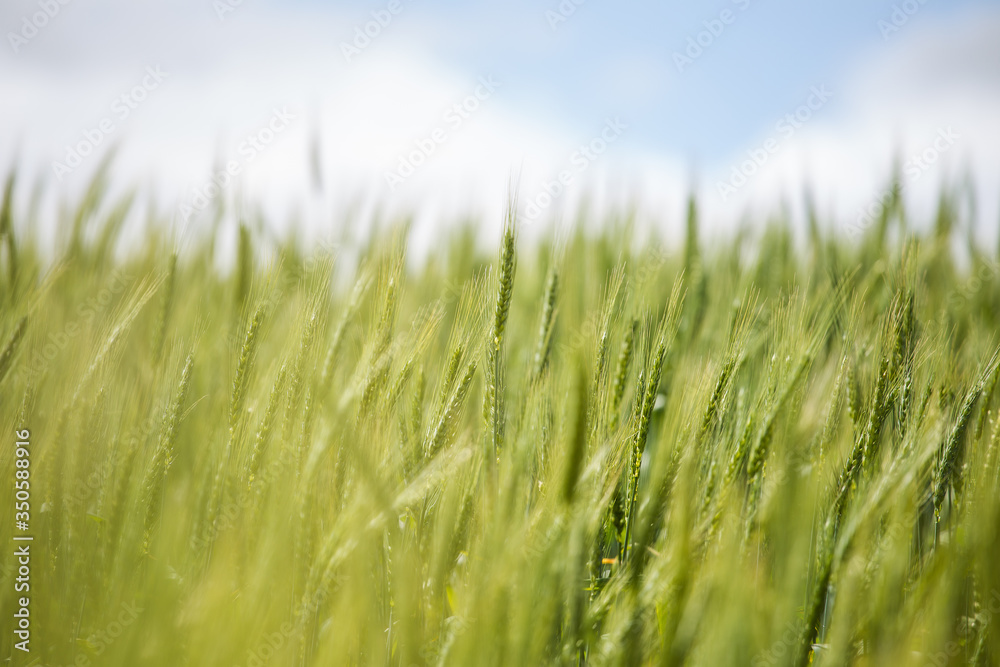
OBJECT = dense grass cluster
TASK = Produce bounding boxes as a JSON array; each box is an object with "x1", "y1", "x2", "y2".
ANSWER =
[{"x1": 1, "y1": 173, "x2": 1000, "y2": 666}]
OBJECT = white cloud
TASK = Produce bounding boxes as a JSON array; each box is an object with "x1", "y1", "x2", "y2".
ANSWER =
[
  {"x1": 1, "y1": 0, "x2": 998, "y2": 250},
  {"x1": 703, "y1": 4, "x2": 1000, "y2": 243}
]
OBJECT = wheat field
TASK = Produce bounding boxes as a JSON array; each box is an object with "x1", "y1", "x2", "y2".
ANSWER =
[{"x1": 1, "y1": 171, "x2": 999, "y2": 666}]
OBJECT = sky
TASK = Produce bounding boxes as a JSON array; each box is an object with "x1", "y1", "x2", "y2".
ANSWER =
[{"x1": 2, "y1": 0, "x2": 1000, "y2": 252}]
